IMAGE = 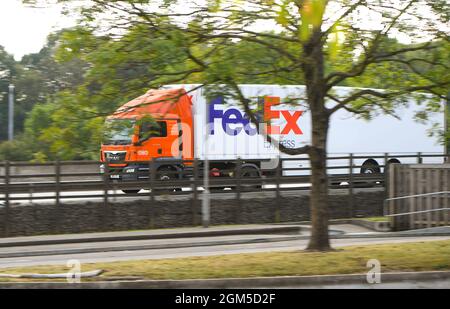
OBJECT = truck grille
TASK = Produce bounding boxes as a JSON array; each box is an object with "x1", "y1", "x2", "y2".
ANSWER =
[{"x1": 105, "y1": 151, "x2": 127, "y2": 164}]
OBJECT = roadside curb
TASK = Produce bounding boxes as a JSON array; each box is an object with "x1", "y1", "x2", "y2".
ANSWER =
[
  {"x1": 0, "y1": 235, "x2": 302, "y2": 259},
  {"x1": 0, "y1": 225, "x2": 302, "y2": 249},
  {"x1": 1, "y1": 271, "x2": 449, "y2": 289}
]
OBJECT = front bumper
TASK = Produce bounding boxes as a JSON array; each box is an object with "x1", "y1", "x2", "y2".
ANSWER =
[{"x1": 100, "y1": 164, "x2": 150, "y2": 182}]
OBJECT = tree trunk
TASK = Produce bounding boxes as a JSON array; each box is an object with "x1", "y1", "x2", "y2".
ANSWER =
[
  {"x1": 303, "y1": 30, "x2": 332, "y2": 251},
  {"x1": 306, "y1": 116, "x2": 331, "y2": 251}
]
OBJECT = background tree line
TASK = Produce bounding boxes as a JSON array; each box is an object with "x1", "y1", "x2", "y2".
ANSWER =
[{"x1": 1, "y1": 24, "x2": 447, "y2": 161}]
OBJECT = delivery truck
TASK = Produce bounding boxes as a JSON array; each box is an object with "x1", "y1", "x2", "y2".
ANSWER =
[{"x1": 100, "y1": 84, "x2": 445, "y2": 193}]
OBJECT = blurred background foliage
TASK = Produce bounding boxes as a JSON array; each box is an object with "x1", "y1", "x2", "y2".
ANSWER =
[{"x1": 0, "y1": 17, "x2": 448, "y2": 161}]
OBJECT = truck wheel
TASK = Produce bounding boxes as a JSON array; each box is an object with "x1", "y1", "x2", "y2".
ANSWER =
[
  {"x1": 239, "y1": 166, "x2": 262, "y2": 191},
  {"x1": 360, "y1": 159, "x2": 381, "y2": 187},
  {"x1": 360, "y1": 159, "x2": 381, "y2": 174},
  {"x1": 122, "y1": 190, "x2": 141, "y2": 194},
  {"x1": 155, "y1": 167, "x2": 179, "y2": 193}
]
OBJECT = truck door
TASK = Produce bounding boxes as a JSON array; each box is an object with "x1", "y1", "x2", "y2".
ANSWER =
[{"x1": 139, "y1": 119, "x2": 180, "y2": 159}]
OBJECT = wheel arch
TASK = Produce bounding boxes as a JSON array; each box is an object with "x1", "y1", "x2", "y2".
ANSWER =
[{"x1": 156, "y1": 164, "x2": 182, "y2": 179}]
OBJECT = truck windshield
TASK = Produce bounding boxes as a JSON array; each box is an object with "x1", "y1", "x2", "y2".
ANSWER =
[{"x1": 103, "y1": 119, "x2": 135, "y2": 145}]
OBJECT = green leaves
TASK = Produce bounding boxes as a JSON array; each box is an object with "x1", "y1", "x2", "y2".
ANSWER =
[
  {"x1": 326, "y1": 23, "x2": 341, "y2": 60},
  {"x1": 208, "y1": 0, "x2": 222, "y2": 12},
  {"x1": 276, "y1": 1, "x2": 291, "y2": 26},
  {"x1": 299, "y1": 0, "x2": 326, "y2": 41}
]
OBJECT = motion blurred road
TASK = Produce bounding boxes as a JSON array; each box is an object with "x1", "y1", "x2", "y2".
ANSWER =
[
  {"x1": 1, "y1": 233, "x2": 448, "y2": 269},
  {"x1": 269, "y1": 279, "x2": 450, "y2": 289}
]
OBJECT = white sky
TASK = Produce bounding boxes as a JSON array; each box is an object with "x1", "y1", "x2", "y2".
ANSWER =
[
  {"x1": 0, "y1": 0, "x2": 76, "y2": 60},
  {"x1": 0, "y1": 0, "x2": 445, "y2": 61}
]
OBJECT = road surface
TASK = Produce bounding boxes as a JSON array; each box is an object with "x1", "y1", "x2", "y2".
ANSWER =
[{"x1": 282, "y1": 279, "x2": 450, "y2": 289}]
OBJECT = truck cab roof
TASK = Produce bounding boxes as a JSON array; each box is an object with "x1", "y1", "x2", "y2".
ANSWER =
[{"x1": 109, "y1": 88, "x2": 188, "y2": 120}]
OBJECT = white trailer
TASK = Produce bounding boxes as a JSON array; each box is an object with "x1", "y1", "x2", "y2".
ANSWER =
[{"x1": 165, "y1": 84, "x2": 445, "y2": 176}]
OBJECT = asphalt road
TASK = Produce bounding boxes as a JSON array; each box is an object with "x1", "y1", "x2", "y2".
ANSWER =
[
  {"x1": 1, "y1": 235, "x2": 448, "y2": 269},
  {"x1": 269, "y1": 279, "x2": 450, "y2": 289}
]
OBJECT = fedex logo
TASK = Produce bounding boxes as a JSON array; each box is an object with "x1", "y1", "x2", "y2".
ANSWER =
[{"x1": 208, "y1": 97, "x2": 303, "y2": 136}]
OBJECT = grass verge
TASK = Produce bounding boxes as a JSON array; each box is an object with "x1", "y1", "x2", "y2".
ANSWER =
[{"x1": 0, "y1": 240, "x2": 449, "y2": 282}]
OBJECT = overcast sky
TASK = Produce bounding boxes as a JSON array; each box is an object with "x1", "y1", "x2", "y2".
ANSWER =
[
  {"x1": 0, "y1": 0, "x2": 75, "y2": 60},
  {"x1": 0, "y1": 0, "x2": 445, "y2": 61}
]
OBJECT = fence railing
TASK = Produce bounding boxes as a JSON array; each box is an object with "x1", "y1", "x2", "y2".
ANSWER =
[
  {"x1": 0, "y1": 152, "x2": 448, "y2": 235},
  {"x1": 0, "y1": 153, "x2": 448, "y2": 201}
]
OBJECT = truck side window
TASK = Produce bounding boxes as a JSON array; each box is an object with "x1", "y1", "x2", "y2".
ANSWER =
[{"x1": 139, "y1": 121, "x2": 167, "y2": 140}]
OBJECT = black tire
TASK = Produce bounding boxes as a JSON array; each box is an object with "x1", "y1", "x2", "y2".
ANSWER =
[
  {"x1": 360, "y1": 160, "x2": 381, "y2": 174},
  {"x1": 239, "y1": 166, "x2": 262, "y2": 191},
  {"x1": 360, "y1": 159, "x2": 381, "y2": 187},
  {"x1": 122, "y1": 189, "x2": 141, "y2": 194},
  {"x1": 154, "y1": 167, "x2": 179, "y2": 193}
]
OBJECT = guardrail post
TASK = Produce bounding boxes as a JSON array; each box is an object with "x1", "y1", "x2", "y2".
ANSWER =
[
  {"x1": 54, "y1": 160, "x2": 61, "y2": 234},
  {"x1": 384, "y1": 153, "x2": 389, "y2": 200},
  {"x1": 348, "y1": 154, "x2": 354, "y2": 218},
  {"x1": 445, "y1": 169, "x2": 449, "y2": 226},
  {"x1": 55, "y1": 160, "x2": 61, "y2": 207},
  {"x1": 275, "y1": 156, "x2": 281, "y2": 223},
  {"x1": 192, "y1": 159, "x2": 199, "y2": 226},
  {"x1": 388, "y1": 162, "x2": 396, "y2": 230},
  {"x1": 417, "y1": 152, "x2": 423, "y2": 164},
  {"x1": 4, "y1": 161, "x2": 10, "y2": 237},
  {"x1": 103, "y1": 162, "x2": 110, "y2": 231},
  {"x1": 426, "y1": 168, "x2": 432, "y2": 228},
  {"x1": 409, "y1": 165, "x2": 416, "y2": 230},
  {"x1": 202, "y1": 158, "x2": 210, "y2": 228},
  {"x1": 149, "y1": 159, "x2": 155, "y2": 229},
  {"x1": 236, "y1": 158, "x2": 242, "y2": 223}
]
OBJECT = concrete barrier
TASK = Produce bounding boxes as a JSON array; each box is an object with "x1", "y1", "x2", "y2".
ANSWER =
[{"x1": 0, "y1": 190, "x2": 385, "y2": 238}]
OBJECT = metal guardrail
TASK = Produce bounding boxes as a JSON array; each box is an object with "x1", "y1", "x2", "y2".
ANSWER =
[
  {"x1": 386, "y1": 191, "x2": 450, "y2": 202},
  {"x1": 0, "y1": 153, "x2": 448, "y2": 199},
  {"x1": 387, "y1": 208, "x2": 450, "y2": 217},
  {"x1": 384, "y1": 191, "x2": 450, "y2": 217}
]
